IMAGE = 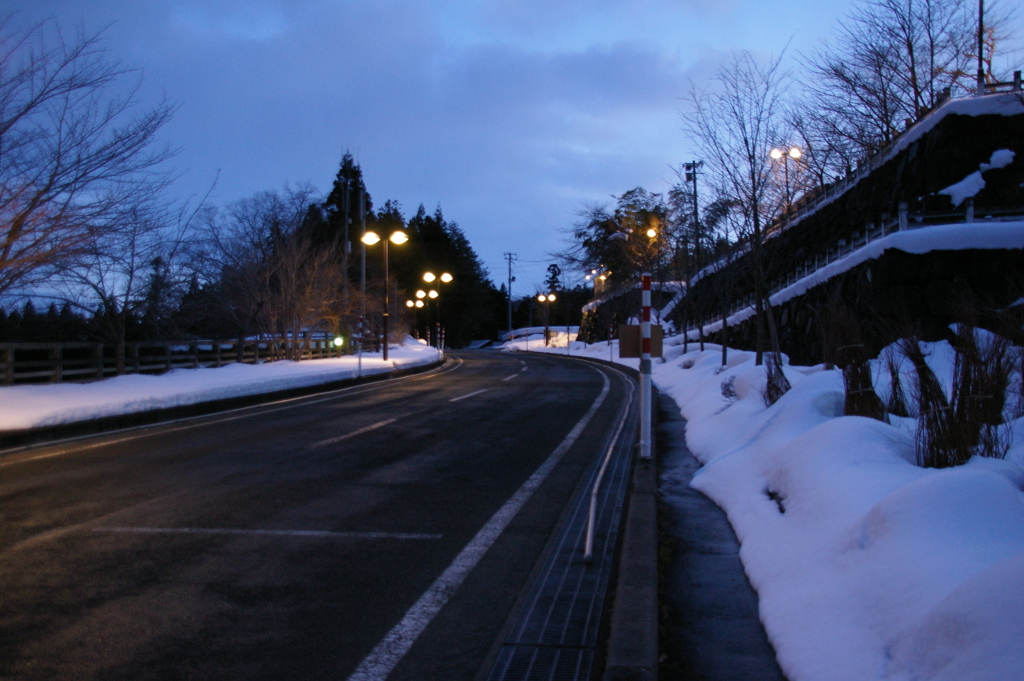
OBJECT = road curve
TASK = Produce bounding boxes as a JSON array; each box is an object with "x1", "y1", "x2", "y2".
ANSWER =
[{"x1": 0, "y1": 350, "x2": 635, "y2": 681}]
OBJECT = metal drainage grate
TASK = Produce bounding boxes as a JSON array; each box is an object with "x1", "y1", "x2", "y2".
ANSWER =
[{"x1": 487, "y1": 392, "x2": 638, "y2": 681}]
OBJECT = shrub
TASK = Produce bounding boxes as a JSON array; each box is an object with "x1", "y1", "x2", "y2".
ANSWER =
[
  {"x1": 901, "y1": 326, "x2": 1015, "y2": 467},
  {"x1": 884, "y1": 349, "x2": 911, "y2": 418}
]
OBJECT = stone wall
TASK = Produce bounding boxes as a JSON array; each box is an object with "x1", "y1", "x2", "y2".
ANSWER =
[
  {"x1": 664, "y1": 100, "x2": 1024, "y2": 363},
  {"x1": 699, "y1": 247, "x2": 1024, "y2": 365}
]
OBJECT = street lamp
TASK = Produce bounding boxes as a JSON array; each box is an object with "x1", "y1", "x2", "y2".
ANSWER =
[
  {"x1": 537, "y1": 293, "x2": 556, "y2": 346},
  {"x1": 406, "y1": 299, "x2": 425, "y2": 338},
  {"x1": 770, "y1": 146, "x2": 802, "y2": 218},
  {"x1": 423, "y1": 271, "x2": 453, "y2": 284},
  {"x1": 422, "y1": 272, "x2": 453, "y2": 349},
  {"x1": 361, "y1": 229, "x2": 409, "y2": 361}
]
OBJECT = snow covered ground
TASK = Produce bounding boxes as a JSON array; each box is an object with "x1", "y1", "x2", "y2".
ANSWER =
[
  {"x1": 507, "y1": 333, "x2": 1024, "y2": 681},
  {"x1": 0, "y1": 339, "x2": 441, "y2": 432}
]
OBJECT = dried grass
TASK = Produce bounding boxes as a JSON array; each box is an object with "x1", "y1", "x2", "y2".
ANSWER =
[
  {"x1": 884, "y1": 349, "x2": 911, "y2": 418},
  {"x1": 902, "y1": 325, "x2": 1016, "y2": 467}
]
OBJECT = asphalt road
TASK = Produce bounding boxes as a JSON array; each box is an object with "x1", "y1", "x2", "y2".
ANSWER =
[{"x1": 0, "y1": 350, "x2": 634, "y2": 681}]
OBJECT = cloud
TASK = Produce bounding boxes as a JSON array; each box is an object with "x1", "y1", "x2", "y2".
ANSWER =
[
  {"x1": 5, "y1": 0, "x2": 756, "y2": 288},
  {"x1": 169, "y1": 2, "x2": 291, "y2": 42}
]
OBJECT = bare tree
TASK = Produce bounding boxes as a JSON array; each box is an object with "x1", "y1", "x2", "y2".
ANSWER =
[
  {"x1": 206, "y1": 185, "x2": 347, "y2": 361},
  {"x1": 799, "y1": 0, "x2": 1013, "y2": 158},
  {"x1": 0, "y1": 16, "x2": 174, "y2": 298},
  {"x1": 48, "y1": 195, "x2": 203, "y2": 373},
  {"x1": 681, "y1": 49, "x2": 790, "y2": 388}
]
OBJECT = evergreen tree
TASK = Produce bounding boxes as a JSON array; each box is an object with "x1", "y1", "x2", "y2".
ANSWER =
[
  {"x1": 320, "y1": 152, "x2": 371, "y2": 247},
  {"x1": 544, "y1": 264, "x2": 562, "y2": 292}
]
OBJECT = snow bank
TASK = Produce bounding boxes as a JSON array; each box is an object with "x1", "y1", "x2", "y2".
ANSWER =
[
  {"x1": 668, "y1": 350, "x2": 1024, "y2": 681},
  {"x1": 511, "y1": 338, "x2": 1024, "y2": 681},
  {"x1": 0, "y1": 342, "x2": 441, "y2": 431}
]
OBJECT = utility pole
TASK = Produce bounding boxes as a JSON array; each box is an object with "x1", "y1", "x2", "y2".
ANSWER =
[
  {"x1": 358, "y1": 189, "x2": 366, "y2": 378},
  {"x1": 684, "y1": 161, "x2": 703, "y2": 268},
  {"x1": 977, "y1": 0, "x2": 986, "y2": 95},
  {"x1": 504, "y1": 252, "x2": 517, "y2": 340}
]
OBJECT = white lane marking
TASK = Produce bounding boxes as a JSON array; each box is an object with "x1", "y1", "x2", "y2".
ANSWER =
[
  {"x1": 310, "y1": 419, "x2": 397, "y2": 448},
  {"x1": 93, "y1": 527, "x2": 442, "y2": 540},
  {"x1": 346, "y1": 366, "x2": 612, "y2": 681},
  {"x1": 449, "y1": 388, "x2": 489, "y2": 402},
  {"x1": 0, "y1": 433, "x2": 150, "y2": 469},
  {"x1": 501, "y1": 374, "x2": 518, "y2": 382},
  {"x1": 0, "y1": 359, "x2": 464, "y2": 468}
]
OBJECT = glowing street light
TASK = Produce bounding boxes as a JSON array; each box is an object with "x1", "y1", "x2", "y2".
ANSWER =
[
  {"x1": 422, "y1": 272, "x2": 453, "y2": 349},
  {"x1": 360, "y1": 229, "x2": 409, "y2": 361},
  {"x1": 537, "y1": 293, "x2": 556, "y2": 346},
  {"x1": 770, "y1": 146, "x2": 802, "y2": 218}
]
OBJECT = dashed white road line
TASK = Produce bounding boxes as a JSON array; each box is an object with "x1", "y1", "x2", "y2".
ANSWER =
[
  {"x1": 501, "y1": 374, "x2": 518, "y2": 382},
  {"x1": 310, "y1": 419, "x2": 397, "y2": 448},
  {"x1": 345, "y1": 365, "x2": 611, "y2": 681},
  {"x1": 449, "y1": 388, "x2": 489, "y2": 402}
]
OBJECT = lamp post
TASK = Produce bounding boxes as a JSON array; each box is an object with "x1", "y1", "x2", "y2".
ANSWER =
[
  {"x1": 422, "y1": 272, "x2": 452, "y2": 349},
  {"x1": 537, "y1": 293, "x2": 556, "y2": 346},
  {"x1": 644, "y1": 222, "x2": 661, "y2": 277},
  {"x1": 770, "y1": 146, "x2": 801, "y2": 219},
  {"x1": 405, "y1": 299, "x2": 425, "y2": 339},
  {"x1": 361, "y1": 229, "x2": 408, "y2": 361}
]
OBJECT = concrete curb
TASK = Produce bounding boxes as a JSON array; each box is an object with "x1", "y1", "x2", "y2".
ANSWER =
[
  {"x1": 0, "y1": 357, "x2": 446, "y2": 451},
  {"x1": 603, "y1": 451, "x2": 659, "y2": 681}
]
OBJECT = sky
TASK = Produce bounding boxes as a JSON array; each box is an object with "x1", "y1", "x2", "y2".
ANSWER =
[{"x1": 4, "y1": 0, "x2": 898, "y2": 290}]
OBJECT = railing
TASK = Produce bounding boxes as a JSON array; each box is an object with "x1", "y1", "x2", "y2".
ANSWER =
[
  {"x1": 687, "y1": 90, "x2": 1024, "y2": 291},
  {"x1": 682, "y1": 203, "x2": 1024, "y2": 336},
  {"x1": 980, "y1": 71, "x2": 1023, "y2": 96},
  {"x1": 0, "y1": 338, "x2": 340, "y2": 386}
]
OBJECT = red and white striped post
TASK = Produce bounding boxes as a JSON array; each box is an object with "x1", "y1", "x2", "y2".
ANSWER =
[{"x1": 640, "y1": 273, "x2": 652, "y2": 459}]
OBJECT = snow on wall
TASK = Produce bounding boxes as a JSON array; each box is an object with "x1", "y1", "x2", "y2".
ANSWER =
[
  {"x1": 684, "y1": 221, "x2": 1024, "y2": 341},
  {"x1": 939, "y1": 149, "x2": 1016, "y2": 206}
]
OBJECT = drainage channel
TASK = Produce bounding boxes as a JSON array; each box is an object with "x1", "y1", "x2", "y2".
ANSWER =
[{"x1": 486, "y1": 372, "x2": 639, "y2": 681}]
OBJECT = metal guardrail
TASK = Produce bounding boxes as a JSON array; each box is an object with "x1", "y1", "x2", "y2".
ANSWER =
[{"x1": 0, "y1": 338, "x2": 341, "y2": 386}]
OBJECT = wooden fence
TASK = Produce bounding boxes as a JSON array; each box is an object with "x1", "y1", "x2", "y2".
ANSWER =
[{"x1": 0, "y1": 338, "x2": 341, "y2": 386}]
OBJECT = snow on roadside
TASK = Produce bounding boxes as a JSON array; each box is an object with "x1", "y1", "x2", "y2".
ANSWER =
[
  {"x1": 507, "y1": 335, "x2": 1024, "y2": 681},
  {"x1": 0, "y1": 339, "x2": 441, "y2": 432}
]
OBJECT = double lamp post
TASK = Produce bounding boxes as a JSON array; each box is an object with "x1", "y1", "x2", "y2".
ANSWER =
[
  {"x1": 360, "y1": 228, "x2": 408, "y2": 361},
  {"x1": 363, "y1": 226, "x2": 454, "y2": 357}
]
